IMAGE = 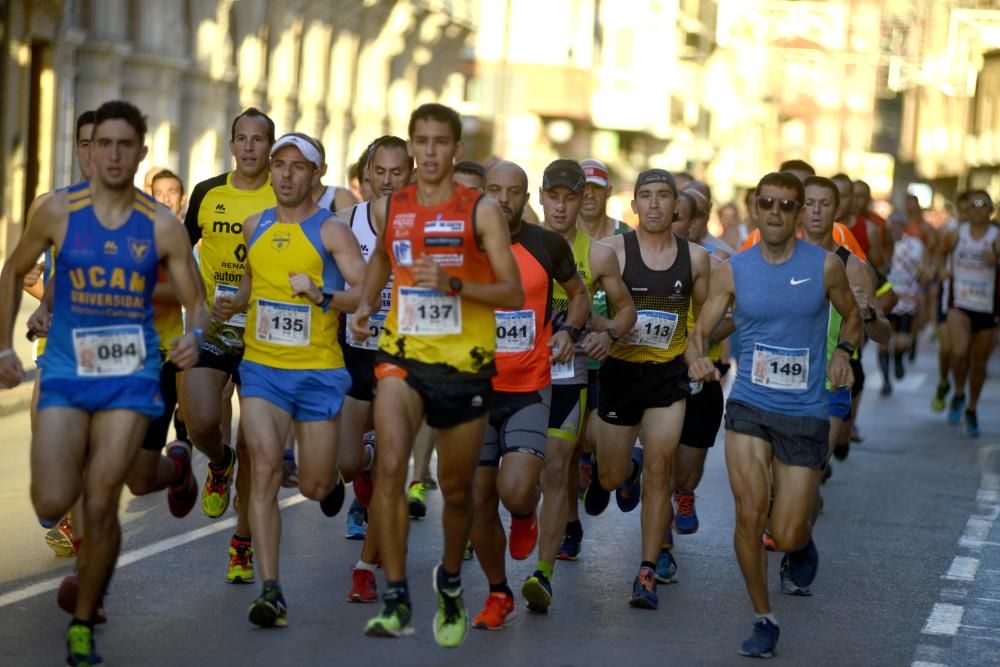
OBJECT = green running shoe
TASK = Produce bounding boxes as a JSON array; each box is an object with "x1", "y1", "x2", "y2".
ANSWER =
[
  {"x1": 66, "y1": 623, "x2": 101, "y2": 666},
  {"x1": 248, "y1": 584, "x2": 287, "y2": 628},
  {"x1": 365, "y1": 599, "x2": 414, "y2": 637},
  {"x1": 432, "y1": 564, "x2": 468, "y2": 648},
  {"x1": 521, "y1": 570, "x2": 553, "y2": 613},
  {"x1": 407, "y1": 482, "x2": 427, "y2": 519},
  {"x1": 931, "y1": 380, "x2": 950, "y2": 412},
  {"x1": 202, "y1": 444, "x2": 236, "y2": 518}
]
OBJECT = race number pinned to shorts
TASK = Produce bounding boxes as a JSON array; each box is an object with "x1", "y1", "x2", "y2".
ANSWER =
[
  {"x1": 550, "y1": 358, "x2": 575, "y2": 380},
  {"x1": 346, "y1": 311, "x2": 386, "y2": 350},
  {"x1": 631, "y1": 310, "x2": 678, "y2": 349},
  {"x1": 72, "y1": 325, "x2": 146, "y2": 376},
  {"x1": 214, "y1": 284, "x2": 247, "y2": 328},
  {"x1": 398, "y1": 287, "x2": 461, "y2": 335},
  {"x1": 494, "y1": 310, "x2": 535, "y2": 353},
  {"x1": 751, "y1": 343, "x2": 808, "y2": 390},
  {"x1": 256, "y1": 299, "x2": 311, "y2": 346}
]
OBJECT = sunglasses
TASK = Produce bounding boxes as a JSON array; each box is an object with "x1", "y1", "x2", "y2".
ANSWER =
[
  {"x1": 969, "y1": 199, "x2": 992, "y2": 208},
  {"x1": 756, "y1": 196, "x2": 800, "y2": 213}
]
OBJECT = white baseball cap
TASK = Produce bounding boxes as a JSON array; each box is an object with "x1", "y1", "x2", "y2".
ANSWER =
[{"x1": 270, "y1": 133, "x2": 323, "y2": 170}]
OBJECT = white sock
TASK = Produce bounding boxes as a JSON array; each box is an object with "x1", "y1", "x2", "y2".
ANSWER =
[
  {"x1": 355, "y1": 560, "x2": 376, "y2": 572},
  {"x1": 755, "y1": 612, "x2": 778, "y2": 626}
]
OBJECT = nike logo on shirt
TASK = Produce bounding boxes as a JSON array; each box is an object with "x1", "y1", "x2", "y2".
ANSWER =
[{"x1": 790, "y1": 277, "x2": 811, "y2": 286}]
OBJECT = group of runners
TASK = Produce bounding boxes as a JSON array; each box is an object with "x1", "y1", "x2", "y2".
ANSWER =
[{"x1": 0, "y1": 98, "x2": 995, "y2": 666}]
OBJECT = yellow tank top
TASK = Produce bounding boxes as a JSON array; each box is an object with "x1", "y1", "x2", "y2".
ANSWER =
[
  {"x1": 552, "y1": 230, "x2": 595, "y2": 308},
  {"x1": 153, "y1": 266, "x2": 184, "y2": 360},
  {"x1": 242, "y1": 208, "x2": 345, "y2": 370}
]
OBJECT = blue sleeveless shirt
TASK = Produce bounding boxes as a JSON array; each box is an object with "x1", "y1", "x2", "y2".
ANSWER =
[
  {"x1": 40, "y1": 182, "x2": 161, "y2": 381},
  {"x1": 729, "y1": 240, "x2": 830, "y2": 418}
]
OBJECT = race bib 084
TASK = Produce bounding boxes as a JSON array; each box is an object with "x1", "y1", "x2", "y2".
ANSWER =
[
  {"x1": 398, "y1": 287, "x2": 461, "y2": 335},
  {"x1": 751, "y1": 343, "x2": 808, "y2": 390},
  {"x1": 72, "y1": 325, "x2": 146, "y2": 377},
  {"x1": 256, "y1": 299, "x2": 311, "y2": 346}
]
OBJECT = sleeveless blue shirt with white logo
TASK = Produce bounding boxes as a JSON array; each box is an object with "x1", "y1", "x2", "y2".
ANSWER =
[
  {"x1": 729, "y1": 239, "x2": 829, "y2": 418},
  {"x1": 40, "y1": 181, "x2": 161, "y2": 381}
]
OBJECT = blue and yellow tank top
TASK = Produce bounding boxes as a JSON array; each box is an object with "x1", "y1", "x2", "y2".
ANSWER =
[
  {"x1": 243, "y1": 207, "x2": 346, "y2": 370},
  {"x1": 40, "y1": 182, "x2": 161, "y2": 381}
]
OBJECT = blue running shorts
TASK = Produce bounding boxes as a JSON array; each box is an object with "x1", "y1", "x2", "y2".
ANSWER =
[
  {"x1": 39, "y1": 375, "x2": 164, "y2": 418},
  {"x1": 239, "y1": 360, "x2": 350, "y2": 422}
]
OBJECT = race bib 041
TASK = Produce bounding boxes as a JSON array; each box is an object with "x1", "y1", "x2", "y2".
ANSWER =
[
  {"x1": 751, "y1": 343, "x2": 808, "y2": 390},
  {"x1": 494, "y1": 310, "x2": 536, "y2": 353},
  {"x1": 256, "y1": 299, "x2": 311, "y2": 346},
  {"x1": 398, "y1": 287, "x2": 461, "y2": 335},
  {"x1": 72, "y1": 325, "x2": 146, "y2": 377}
]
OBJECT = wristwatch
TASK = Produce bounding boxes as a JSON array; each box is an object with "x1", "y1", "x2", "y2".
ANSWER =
[
  {"x1": 836, "y1": 340, "x2": 856, "y2": 356},
  {"x1": 560, "y1": 324, "x2": 583, "y2": 343},
  {"x1": 863, "y1": 308, "x2": 877, "y2": 324},
  {"x1": 606, "y1": 326, "x2": 620, "y2": 343},
  {"x1": 448, "y1": 276, "x2": 463, "y2": 296}
]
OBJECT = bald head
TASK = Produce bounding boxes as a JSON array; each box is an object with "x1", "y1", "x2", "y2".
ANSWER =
[
  {"x1": 485, "y1": 160, "x2": 530, "y2": 229},
  {"x1": 486, "y1": 160, "x2": 528, "y2": 190}
]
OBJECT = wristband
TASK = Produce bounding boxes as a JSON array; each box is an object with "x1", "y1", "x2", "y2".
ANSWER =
[
  {"x1": 191, "y1": 327, "x2": 204, "y2": 347},
  {"x1": 319, "y1": 292, "x2": 334, "y2": 312},
  {"x1": 835, "y1": 340, "x2": 856, "y2": 356}
]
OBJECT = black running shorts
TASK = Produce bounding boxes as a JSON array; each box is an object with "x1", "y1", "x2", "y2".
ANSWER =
[
  {"x1": 479, "y1": 387, "x2": 551, "y2": 467},
  {"x1": 598, "y1": 356, "x2": 690, "y2": 427},
  {"x1": 724, "y1": 399, "x2": 829, "y2": 470}
]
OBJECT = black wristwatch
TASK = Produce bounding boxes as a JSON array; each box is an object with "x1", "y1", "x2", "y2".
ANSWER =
[
  {"x1": 448, "y1": 276, "x2": 463, "y2": 296},
  {"x1": 317, "y1": 292, "x2": 334, "y2": 312},
  {"x1": 561, "y1": 324, "x2": 583, "y2": 343},
  {"x1": 606, "y1": 326, "x2": 620, "y2": 343},
  {"x1": 863, "y1": 308, "x2": 877, "y2": 324},
  {"x1": 836, "y1": 340, "x2": 856, "y2": 356}
]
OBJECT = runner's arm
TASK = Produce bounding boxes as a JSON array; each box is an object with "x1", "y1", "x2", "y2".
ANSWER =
[
  {"x1": 826, "y1": 253, "x2": 862, "y2": 388},
  {"x1": 334, "y1": 187, "x2": 359, "y2": 211},
  {"x1": 588, "y1": 238, "x2": 636, "y2": 336},
  {"x1": 689, "y1": 243, "x2": 712, "y2": 320},
  {"x1": 935, "y1": 230, "x2": 958, "y2": 281},
  {"x1": 867, "y1": 222, "x2": 886, "y2": 273},
  {"x1": 685, "y1": 260, "x2": 735, "y2": 381},
  {"x1": 316, "y1": 217, "x2": 366, "y2": 313},
  {"x1": 846, "y1": 255, "x2": 891, "y2": 345},
  {"x1": 351, "y1": 196, "x2": 391, "y2": 341},
  {"x1": 158, "y1": 208, "x2": 209, "y2": 370}
]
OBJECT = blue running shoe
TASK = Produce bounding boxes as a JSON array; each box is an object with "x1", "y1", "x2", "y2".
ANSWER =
[
  {"x1": 628, "y1": 566, "x2": 658, "y2": 610},
  {"x1": 583, "y1": 461, "x2": 611, "y2": 516},
  {"x1": 948, "y1": 394, "x2": 966, "y2": 425},
  {"x1": 345, "y1": 500, "x2": 366, "y2": 540},
  {"x1": 615, "y1": 447, "x2": 643, "y2": 513},
  {"x1": 779, "y1": 538, "x2": 818, "y2": 596},
  {"x1": 654, "y1": 548, "x2": 677, "y2": 584},
  {"x1": 738, "y1": 617, "x2": 779, "y2": 658},
  {"x1": 521, "y1": 570, "x2": 553, "y2": 613},
  {"x1": 965, "y1": 410, "x2": 980, "y2": 438},
  {"x1": 673, "y1": 489, "x2": 698, "y2": 534},
  {"x1": 557, "y1": 531, "x2": 582, "y2": 561}
]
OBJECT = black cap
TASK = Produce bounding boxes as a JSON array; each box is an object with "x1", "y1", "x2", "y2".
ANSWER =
[
  {"x1": 634, "y1": 169, "x2": 677, "y2": 197},
  {"x1": 542, "y1": 159, "x2": 586, "y2": 193}
]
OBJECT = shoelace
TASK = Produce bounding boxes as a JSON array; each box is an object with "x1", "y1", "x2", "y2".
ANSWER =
[
  {"x1": 206, "y1": 465, "x2": 230, "y2": 494},
  {"x1": 440, "y1": 591, "x2": 463, "y2": 623},
  {"x1": 485, "y1": 593, "x2": 509, "y2": 617},
  {"x1": 676, "y1": 493, "x2": 695, "y2": 516},
  {"x1": 231, "y1": 544, "x2": 253, "y2": 565}
]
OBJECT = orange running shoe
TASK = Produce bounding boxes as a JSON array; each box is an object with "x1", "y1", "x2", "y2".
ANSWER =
[
  {"x1": 509, "y1": 512, "x2": 538, "y2": 560},
  {"x1": 471, "y1": 592, "x2": 515, "y2": 630},
  {"x1": 347, "y1": 568, "x2": 378, "y2": 603}
]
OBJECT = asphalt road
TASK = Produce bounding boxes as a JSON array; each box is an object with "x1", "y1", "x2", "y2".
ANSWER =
[{"x1": 0, "y1": 339, "x2": 997, "y2": 666}]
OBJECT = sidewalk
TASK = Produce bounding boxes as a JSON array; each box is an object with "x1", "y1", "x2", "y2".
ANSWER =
[{"x1": 0, "y1": 297, "x2": 41, "y2": 416}]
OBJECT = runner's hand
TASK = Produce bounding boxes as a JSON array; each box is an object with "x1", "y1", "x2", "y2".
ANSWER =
[
  {"x1": 412, "y1": 255, "x2": 448, "y2": 293},
  {"x1": 350, "y1": 303, "x2": 372, "y2": 342},
  {"x1": 27, "y1": 305, "x2": 50, "y2": 338},
  {"x1": 581, "y1": 331, "x2": 611, "y2": 361},
  {"x1": 23, "y1": 263, "x2": 44, "y2": 289},
  {"x1": 289, "y1": 272, "x2": 321, "y2": 305},
  {"x1": 170, "y1": 332, "x2": 200, "y2": 370},
  {"x1": 688, "y1": 356, "x2": 720, "y2": 383},
  {"x1": 828, "y1": 349, "x2": 854, "y2": 387},
  {"x1": 851, "y1": 286, "x2": 875, "y2": 320},
  {"x1": 0, "y1": 353, "x2": 24, "y2": 389},
  {"x1": 212, "y1": 294, "x2": 237, "y2": 322},
  {"x1": 550, "y1": 330, "x2": 574, "y2": 364}
]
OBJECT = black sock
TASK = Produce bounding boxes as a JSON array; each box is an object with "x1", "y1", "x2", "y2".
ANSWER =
[
  {"x1": 489, "y1": 580, "x2": 513, "y2": 597},
  {"x1": 210, "y1": 444, "x2": 233, "y2": 470},
  {"x1": 232, "y1": 534, "x2": 251, "y2": 544},
  {"x1": 436, "y1": 566, "x2": 461, "y2": 593},
  {"x1": 565, "y1": 520, "x2": 583, "y2": 539},
  {"x1": 511, "y1": 511, "x2": 532, "y2": 520},
  {"x1": 262, "y1": 579, "x2": 281, "y2": 593},
  {"x1": 878, "y1": 351, "x2": 890, "y2": 381},
  {"x1": 893, "y1": 350, "x2": 904, "y2": 369},
  {"x1": 640, "y1": 560, "x2": 656, "y2": 572},
  {"x1": 385, "y1": 579, "x2": 409, "y2": 604}
]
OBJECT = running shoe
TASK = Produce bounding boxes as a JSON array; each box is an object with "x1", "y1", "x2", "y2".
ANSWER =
[
  {"x1": 347, "y1": 568, "x2": 378, "y2": 603},
  {"x1": 45, "y1": 515, "x2": 75, "y2": 558},
  {"x1": 472, "y1": 592, "x2": 515, "y2": 630},
  {"x1": 166, "y1": 443, "x2": 197, "y2": 518},
  {"x1": 353, "y1": 469, "x2": 374, "y2": 508},
  {"x1": 432, "y1": 565, "x2": 468, "y2": 648},
  {"x1": 521, "y1": 570, "x2": 553, "y2": 613},
  {"x1": 320, "y1": 474, "x2": 346, "y2": 517},
  {"x1": 833, "y1": 441, "x2": 850, "y2": 461},
  {"x1": 57, "y1": 575, "x2": 107, "y2": 624},
  {"x1": 849, "y1": 424, "x2": 862, "y2": 443},
  {"x1": 345, "y1": 501, "x2": 367, "y2": 540},
  {"x1": 201, "y1": 444, "x2": 236, "y2": 518},
  {"x1": 583, "y1": 461, "x2": 611, "y2": 516},
  {"x1": 931, "y1": 380, "x2": 950, "y2": 412},
  {"x1": 673, "y1": 490, "x2": 699, "y2": 534},
  {"x1": 509, "y1": 512, "x2": 538, "y2": 560},
  {"x1": 407, "y1": 481, "x2": 427, "y2": 519},
  {"x1": 66, "y1": 623, "x2": 101, "y2": 667},
  {"x1": 423, "y1": 476, "x2": 438, "y2": 490},
  {"x1": 629, "y1": 566, "x2": 658, "y2": 610},
  {"x1": 965, "y1": 410, "x2": 981, "y2": 438},
  {"x1": 894, "y1": 354, "x2": 906, "y2": 380},
  {"x1": 579, "y1": 453, "x2": 593, "y2": 496},
  {"x1": 248, "y1": 584, "x2": 288, "y2": 628},
  {"x1": 281, "y1": 448, "x2": 298, "y2": 488},
  {"x1": 464, "y1": 540, "x2": 475, "y2": 560},
  {"x1": 365, "y1": 598, "x2": 413, "y2": 637},
  {"x1": 948, "y1": 394, "x2": 966, "y2": 425},
  {"x1": 880, "y1": 381, "x2": 892, "y2": 397},
  {"x1": 654, "y1": 548, "x2": 677, "y2": 584},
  {"x1": 557, "y1": 531, "x2": 582, "y2": 561},
  {"x1": 762, "y1": 533, "x2": 777, "y2": 552},
  {"x1": 779, "y1": 538, "x2": 818, "y2": 596},
  {"x1": 738, "y1": 617, "x2": 779, "y2": 658},
  {"x1": 615, "y1": 447, "x2": 643, "y2": 513},
  {"x1": 226, "y1": 538, "x2": 255, "y2": 584}
]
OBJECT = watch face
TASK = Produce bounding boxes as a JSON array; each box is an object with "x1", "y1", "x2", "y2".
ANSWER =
[{"x1": 449, "y1": 277, "x2": 462, "y2": 292}]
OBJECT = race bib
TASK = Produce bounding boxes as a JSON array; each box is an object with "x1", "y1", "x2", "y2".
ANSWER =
[
  {"x1": 214, "y1": 284, "x2": 247, "y2": 328},
  {"x1": 631, "y1": 310, "x2": 678, "y2": 349},
  {"x1": 72, "y1": 325, "x2": 146, "y2": 377},
  {"x1": 256, "y1": 299, "x2": 311, "y2": 346},
  {"x1": 346, "y1": 311, "x2": 386, "y2": 350},
  {"x1": 954, "y1": 272, "x2": 994, "y2": 313},
  {"x1": 550, "y1": 358, "x2": 575, "y2": 380},
  {"x1": 398, "y1": 287, "x2": 461, "y2": 335},
  {"x1": 751, "y1": 343, "x2": 808, "y2": 390},
  {"x1": 494, "y1": 310, "x2": 536, "y2": 353}
]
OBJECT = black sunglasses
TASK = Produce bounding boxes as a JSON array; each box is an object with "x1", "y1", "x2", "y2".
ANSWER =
[{"x1": 756, "y1": 196, "x2": 800, "y2": 213}]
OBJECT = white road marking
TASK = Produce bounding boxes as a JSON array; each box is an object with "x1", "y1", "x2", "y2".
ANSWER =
[
  {"x1": 0, "y1": 493, "x2": 307, "y2": 609},
  {"x1": 922, "y1": 603, "x2": 964, "y2": 636},
  {"x1": 911, "y1": 662, "x2": 948, "y2": 667},
  {"x1": 943, "y1": 556, "x2": 979, "y2": 582}
]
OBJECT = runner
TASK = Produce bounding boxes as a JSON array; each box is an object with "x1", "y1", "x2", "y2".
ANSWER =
[
  {"x1": 522, "y1": 159, "x2": 635, "y2": 613},
  {"x1": 469, "y1": 160, "x2": 590, "y2": 629},
  {"x1": 351, "y1": 103, "x2": 524, "y2": 646},
  {"x1": 453, "y1": 160, "x2": 486, "y2": 192},
  {"x1": 832, "y1": 173, "x2": 885, "y2": 273},
  {"x1": 182, "y1": 107, "x2": 276, "y2": 584},
  {"x1": 881, "y1": 213, "x2": 929, "y2": 394},
  {"x1": 0, "y1": 100, "x2": 207, "y2": 666},
  {"x1": 584, "y1": 169, "x2": 711, "y2": 610},
  {"x1": 684, "y1": 184, "x2": 736, "y2": 259},
  {"x1": 687, "y1": 170, "x2": 862, "y2": 659},
  {"x1": 851, "y1": 179, "x2": 892, "y2": 261},
  {"x1": 931, "y1": 193, "x2": 966, "y2": 411},
  {"x1": 212, "y1": 132, "x2": 366, "y2": 627},
  {"x1": 938, "y1": 190, "x2": 999, "y2": 437}
]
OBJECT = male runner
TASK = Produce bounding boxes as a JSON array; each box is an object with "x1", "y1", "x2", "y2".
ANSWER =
[
  {"x1": 584, "y1": 169, "x2": 711, "y2": 610},
  {"x1": 931, "y1": 193, "x2": 966, "y2": 411},
  {"x1": 578, "y1": 158, "x2": 629, "y2": 239},
  {"x1": 0, "y1": 100, "x2": 207, "y2": 667},
  {"x1": 685, "y1": 186, "x2": 735, "y2": 259},
  {"x1": 882, "y1": 213, "x2": 928, "y2": 394},
  {"x1": 851, "y1": 179, "x2": 891, "y2": 260},
  {"x1": 183, "y1": 107, "x2": 276, "y2": 584},
  {"x1": 469, "y1": 160, "x2": 590, "y2": 630},
  {"x1": 832, "y1": 173, "x2": 884, "y2": 272},
  {"x1": 213, "y1": 132, "x2": 366, "y2": 626},
  {"x1": 453, "y1": 160, "x2": 486, "y2": 192},
  {"x1": 938, "y1": 190, "x2": 1000, "y2": 437},
  {"x1": 150, "y1": 170, "x2": 185, "y2": 217},
  {"x1": 688, "y1": 171, "x2": 862, "y2": 658},
  {"x1": 351, "y1": 103, "x2": 523, "y2": 646}
]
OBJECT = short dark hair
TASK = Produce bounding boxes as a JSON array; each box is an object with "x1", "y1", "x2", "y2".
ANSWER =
[
  {"x1": 230, "y1": 107, "x2": 275, "y2": 145},
  {"x1": 408, "y1": 103, "x2": 462, "y2": 142},
  {"x1": 967, "y1": 189, "x2": 993, "y2": 206},
  {"x1": 831, "y1": 173, "x2": 852, "y2": 188},
  {"x1": 756, "y1": 171, "x2": 805, "y2": 206},
  {"x1": 94, "y1": 100, "x2": 147, "y2": 142},
  {"x1": 803, "y1": 175, "x2": 839, "y2": 208},
  {"x1": 854, "y1": 179, "x2": 871, "y2": 195},
  {"x1": 957, "y1": 191, "x2": 971, "y2": 204},
  {"x1": 367, "y1": 135, "x2": 413, "y2": 173},
  {"x1": 75, "y1": 110, "x2": 96, "y2": 143},
  {"x1": 675, "y1": 191, "x2": 697, "y2": 217},
  {"x1": 151, "y1": 168, "x2": 185, "y2": 195},
  {"x1": 779, "y1": 159, "x2": 815, "y2": 176},
  {"x1": 454, "y1": 160, "x2": 485, "y2": 178}
]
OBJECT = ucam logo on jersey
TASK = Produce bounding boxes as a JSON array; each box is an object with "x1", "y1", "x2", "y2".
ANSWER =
[
  {"x1": 393, "y1": 240, "x2": 413, "y2": 266},
  {"x1": 425, "y1": 216, "x2": 465, "y2": 234}
]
